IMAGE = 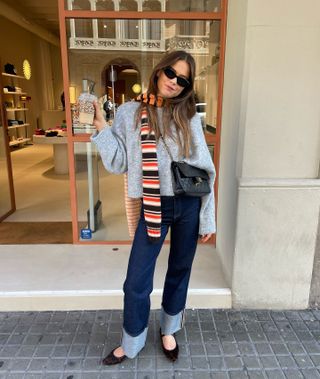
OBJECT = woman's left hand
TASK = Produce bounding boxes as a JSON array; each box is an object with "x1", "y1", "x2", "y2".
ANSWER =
[{"x1": 199, "y1": 233, "x2": 214, "y2": 243}]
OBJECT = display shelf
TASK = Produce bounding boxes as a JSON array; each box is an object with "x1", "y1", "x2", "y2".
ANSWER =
[
  {"x1": 9, "y1": 138, "x2": 31, "y2": 146},
  {"x1": 3, "y1": 91, "x2": 27, "y2": 95},
  {"x1": 6, "y1": 108, "x2": 28, "y2": 112},
  {"x1": 1, "y1": 73, "x2": 25, "y2": 79},
  {"x1": 1, "y1": 71, "x2": 31, "y2": 149},
  {"x1": 8, "y1": 124, "x2": 30, "y2": 130}
]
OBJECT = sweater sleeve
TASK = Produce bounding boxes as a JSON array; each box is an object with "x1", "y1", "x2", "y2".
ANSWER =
[
  {"x1": 90, "y1": 104, "x2": 128, "y2": 174},
  {"x1": 186, "y1": 114, "x2": 216, "y2": 235}
]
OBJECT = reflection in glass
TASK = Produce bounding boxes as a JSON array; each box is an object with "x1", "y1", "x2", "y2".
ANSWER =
[
  {"x1": 98, "y1": 19, "x2": 116, "y2": 38},
  {"x1": 65, "y1": 0, "x2": 221, "y2": 12},
  {"x1": 68, "y1": 18, "x2": 220, "y2": 136},
  {"x1": 74, "y1": 142, "x2": 129, "y2": 241},
  {"x1": 69, "y1": 18, "x2": 221, "y2": 240}
]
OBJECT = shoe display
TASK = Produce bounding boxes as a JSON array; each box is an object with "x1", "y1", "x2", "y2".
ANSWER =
[
  {"x1": 160, "y1": 329, "x2": 179, "y2": 362},
  {"x1": 102, "y1": 348, "x2": 127, "y2": 365}
]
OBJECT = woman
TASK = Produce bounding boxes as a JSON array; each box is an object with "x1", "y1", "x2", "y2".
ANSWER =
[{"x1": 92, "y1": 50, "x2": 216, "y2": 364}]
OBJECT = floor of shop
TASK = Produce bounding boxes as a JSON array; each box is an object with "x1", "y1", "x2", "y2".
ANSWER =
[
  {"x1": 0, "y1": 308, "x2": 320, "y2": 379},
  {"x1": 6, "y1": 144, "x2": 129, "y2": 241}
]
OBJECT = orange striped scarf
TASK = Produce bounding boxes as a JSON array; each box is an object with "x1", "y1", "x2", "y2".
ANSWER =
[{"x1": 136, "y1": 93, "x2": 164, "y2": 242}]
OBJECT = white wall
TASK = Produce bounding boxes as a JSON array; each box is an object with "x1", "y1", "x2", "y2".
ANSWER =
[
  {"x1": 224, "y1": 0, "x2": 320, "y2": 308},
  {"x1": 216, "y1": 0, "x2": 248, "y2": 286}
]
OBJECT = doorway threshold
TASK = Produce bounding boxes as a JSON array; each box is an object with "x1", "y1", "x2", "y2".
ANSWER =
[{"x1": 0, "y1": 244, "x2": 231, "y2": 311}]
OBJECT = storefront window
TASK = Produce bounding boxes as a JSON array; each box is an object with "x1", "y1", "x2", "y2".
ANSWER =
[
  {"x1": 67, "y1": 17, "x2": 219, "y2": 241},
  {"x1": 65, "y1": 0, "x2": 221, "y2": 12}
]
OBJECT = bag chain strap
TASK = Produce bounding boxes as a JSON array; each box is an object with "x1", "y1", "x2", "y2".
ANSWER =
[{"x1": 159, "y1": 133, "x2": 174, "y2": 162}]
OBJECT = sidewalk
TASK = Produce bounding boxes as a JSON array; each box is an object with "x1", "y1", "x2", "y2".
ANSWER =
[{"x1": 1, "y1": 309, "x2": 320, "y2": 378}]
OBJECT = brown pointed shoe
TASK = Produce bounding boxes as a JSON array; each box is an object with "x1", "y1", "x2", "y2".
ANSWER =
[
  {"x1": 102, "y1": 348, "x2": 127, "y2": 365},
  {"x1": 160, "y1": 328, "x2": 179, "y2": 362}
]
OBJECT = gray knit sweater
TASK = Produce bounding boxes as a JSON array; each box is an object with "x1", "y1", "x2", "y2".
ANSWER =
[{"x1": 91, "y1": 101, "x2": 216, "y2": 235}]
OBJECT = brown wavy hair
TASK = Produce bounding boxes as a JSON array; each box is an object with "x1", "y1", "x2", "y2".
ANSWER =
[{"x1": 136, "y1": 50, "x2": 196, "y2": 157}]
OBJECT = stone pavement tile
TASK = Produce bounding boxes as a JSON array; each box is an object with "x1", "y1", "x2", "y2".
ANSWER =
[
  {"x1": 265, "y1": 369, "x2": 285, "y2": 378},
  {"x1": 73, "y1": 334, "x2": 91, "y2": 345},
  {"x1": 34, "y1": 345, "x2": 54, "y2": 358},
  {"x1": 45, "y1": 358, "x2": 66, "y2": 371},
  {"x1": 292, "y1": 354, "x2": 314, "y2": 369},
  {"x1": 242, "y1": 356, "x2": 261, "y2": 369},
  {"x1": 192, "y1": 372, "x2": 212, "y2": 379},
  {"x1": 24, "y1": 374, "x2": 43, "y2": 379},
  {"x1": 238, "y1": 342, "x2": 255, "y2": 356},
  {"x1": 295, "y1": 331, "x2": 316, "y2": 342},
  {"x1": 189, "y1": 344, "x2": 205, "y2": 356},
  {"x1": 156, "y1": 355, "x2": 174, "y2": 370},
  {"x1": 224, "y1": 356, "x2": 243, "y2": 370},
  {"x1": 247, "y1": 371, "x2": 266, "y2": 379},
  {"x1": 6, "y1": 374, "x2": 25, "y2": 379},
  {"x1": 173, "y1": 356, "x2": 191, "y2": 370},
  {"x1": 259, "y1": 355, "x2": 280, "y2": 369},
  {"x1": 301, "y1": 369, "x2": 320, "y2": 378},
  {"x1": 205, "y1": 343, "x2": 221, "y2": 356},
  {"x1": 137, "y1": 357, "x2": 155, "y2": 371},
  {"x1": 27, "y1": 358, "x2": 48, "y2": 372},
  {"x1": 16, "y1": 345, "x2": 36, "y2": 358},
  {"x1": 68, "y1": 345, "x2": 87, "y2": 358},
  {"x1": 52, "y1": 345, "x2": 70, "y2": 358},
  {"x1": 156, "y1": 371, "x2": 174, "y2": 379},
  {"x1": 200, "y1": 320, "x2": 215, "y2": 331},
  {"x1": 302, "y1": 343, "x2": 320, "y2": 354},
  {"x1": 190, "y1": 356, "x2": 209, "y2": 369},
  {"x1": 220, "y1": 342, "x2": 239, "y2": 355},
  {"x1": 310, "y1": 355, "x2": 320, "y2": 367},
  {"x1": 203, "y1": 331, "x2": 219, "y2": 343},
  {"x1": 8, "y1": 358, "x2": 31, "y2": 371},
  {"x1": 282, "y1": 369, "x2": 304, "y2": 378},
  {"x1": 286, "y1": 343, "x2": 306, "y2": 355},
  {"x1": 0, "y1": 345, "x2": 20, "y2": 358},
  {"x1": 136, "y1": 372, "x2": 156, "y2": 379},
  {"x1": 62, "y1": 373, "x2": 82, "y2": 379},
  {"x1": 65, "y1": 358, "x2": 83, "y2": 371},
  {"x1": 254, "y1": 343, "x2": 273, "y2": 355},
  {"x1": 0, "y1": 358, "x2": 11, "y2": 371},
  {"x1": 208, "y1": 356, "x2": 224, "y2": 371},
  {"x1": 270, "y1": 343, "x2": 290, "y2": 355},
  {"x1": 229, "y1": 370, "x2": 249, "y2": 378},
  {"x1": 265, "y1": 332, "x2": 284, "y2": 342},
  {"x1": 277, "y1": 355, "x2": 298, "y2": 369},
  {"x1": 210, "y1": 373, "x2": 229, "y2": 379},
  {"x1": 43, "y1": 374, "x2": 61, "y2": 379}
]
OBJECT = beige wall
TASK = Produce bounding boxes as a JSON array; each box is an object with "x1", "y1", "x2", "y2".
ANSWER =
[
  {"x1": 221, "y1": 0, "x2": 320, "y2": 308},
  {"x1": 0, "y1": 16, "x2": 62, "y2": 134}
]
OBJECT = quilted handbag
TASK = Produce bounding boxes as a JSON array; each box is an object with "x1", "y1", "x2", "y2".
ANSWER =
[{"x1": 171, "y1": 161, "x2": 210, "y2": 197}]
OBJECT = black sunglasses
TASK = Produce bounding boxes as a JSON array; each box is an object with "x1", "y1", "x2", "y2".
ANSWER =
[{"x1": 163, "y1": 66, "x2": 190, "y2": 88}]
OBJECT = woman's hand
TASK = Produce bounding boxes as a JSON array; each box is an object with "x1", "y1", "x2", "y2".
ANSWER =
[
  {"x1": 199, "y1": 233, "x2": 213, "y2": 243},
  {"x1": 93, "y1": 100, "x2": 106, "y2": 132}
]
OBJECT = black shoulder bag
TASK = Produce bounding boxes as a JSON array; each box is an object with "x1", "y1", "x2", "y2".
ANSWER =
[{"x1": 160, "y1": 135, "x2": 211, "y2": 197}]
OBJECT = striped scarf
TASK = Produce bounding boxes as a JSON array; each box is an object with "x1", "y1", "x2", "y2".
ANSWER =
[{"x1": 136, "y1": 93, "x2": 164, "y2": 243}]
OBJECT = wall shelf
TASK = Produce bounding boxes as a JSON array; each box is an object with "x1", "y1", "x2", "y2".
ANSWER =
[
  {"x1": 9, "y1": 138, "x2": 31, "y2": 146},
  {"x1": 1, "y1": 73, "x2": 25, "y2": 79},
  {"x1": 8, "y1": 124, "x2": 30, "y2": 130},
  {"x1": 3, "y1": 91, "x2": 27, "y2": 95},
  {"x1": 6, "y1": 108, "x2": 28, "y2": 112}
]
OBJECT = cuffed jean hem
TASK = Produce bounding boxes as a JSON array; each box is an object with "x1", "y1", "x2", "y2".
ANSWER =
[
  {"x1": 121, "y1": 327, "x2": 148, "y2": 358},
  {"x1": 160, "y1": 307, "x2": 185, "y2": 335}
]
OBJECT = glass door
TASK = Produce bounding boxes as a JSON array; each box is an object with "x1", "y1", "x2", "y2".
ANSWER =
[{"x1": 0, "y1": 76, "x2": 15, "y2": 221}]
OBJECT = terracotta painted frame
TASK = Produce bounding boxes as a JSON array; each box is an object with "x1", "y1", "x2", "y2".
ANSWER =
[
  {"x1": 0, "y1": 60, "x2": 16, "y2": 222},
  {"x1": 57, "y1": 0, "x2": 228, "y2": 245}
]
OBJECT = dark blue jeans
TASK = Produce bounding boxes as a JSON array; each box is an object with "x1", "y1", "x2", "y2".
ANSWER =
[{"x1": 122, "y1": 195, "x2": 201, "y2": 340}]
